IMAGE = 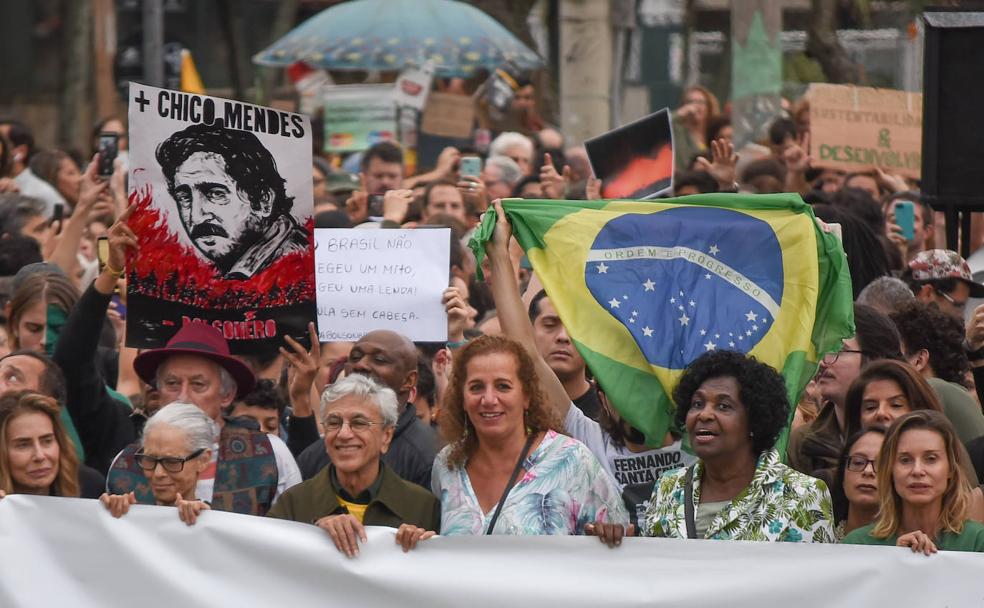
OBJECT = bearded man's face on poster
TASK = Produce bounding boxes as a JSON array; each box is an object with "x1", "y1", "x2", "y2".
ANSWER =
[{"x1": 171, "y1": 151, "x2": 270, "y2": 269}]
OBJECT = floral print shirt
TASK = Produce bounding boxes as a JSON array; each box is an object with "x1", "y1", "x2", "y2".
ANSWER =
[
  {"x1": 433, "y1": 430, "x2": 628, "y2": 536},
  {"x1": 642, "y1": 449, "x2": 836, "y2": 543}
]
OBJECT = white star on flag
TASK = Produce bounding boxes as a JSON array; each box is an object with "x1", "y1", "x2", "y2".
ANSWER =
[
  {"x1": 704, "y1": 341, "x2": 717, "y2": 351},
  {"x1": 679, "y1": 314, "x2": 690, "y2": 326},
  {"x1": 709, "y1": 244, "x2": 720, "y2": 255},
  {"x1": 746, "y1": 330, "x2": 752, "y2": 336},
  {"x1": 700, "y1": 329, "x2": 707, "y2": 336},
  {"x1": 642, "y1": 326, "x2": 654, "y2": 337},
  {"x1": 623, "y1": 295, "x2": 628, "y2": 300},
  {"x1": 729, "y1": 341, "x2": 736, "y2": 348},
  {"x1": 670, "y1": 297, "x2": 676, "y2": 304},
  {"x1": 643, "y1": 279, "x2": 655, "y2": 291},
  {"x1": 745, "y1": 311, "x2": 758, "y2": 322},
  {"x1": 597, "y1": 263, "x2": 608, "y2": 273},
  {"x1": 689, "y1": 300, "x2": 696, "y2": 307},
  {"x1": 632, "y1": 311, "x2": 638, "y2": 316},
  {"x1": 752, "y1": 324, "x2": 759, "y2": 331},
  {"x1": 608, "y1": 298, "x2": 620, "y2": 309},
  {"x1": 704, "y1": 274, "x2": 712, "y2": 280}
]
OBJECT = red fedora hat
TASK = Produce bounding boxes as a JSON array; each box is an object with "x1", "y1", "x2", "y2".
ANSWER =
[{"x1": 133, "y1": 321, "x2": 255, "y2": 399}]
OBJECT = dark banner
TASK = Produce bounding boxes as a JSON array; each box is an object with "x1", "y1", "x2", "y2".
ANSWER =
[
  {"x1": 126, "y1": 82, "x2": 316, "y2": 353},
  {"x1": 584, "y1": 108, "x2": 674, "y2": 199}
]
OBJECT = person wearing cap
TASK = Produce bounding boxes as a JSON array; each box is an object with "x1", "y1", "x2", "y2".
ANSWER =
[{"x1": 904, "y1": 249, "x2": 984, "y2": 321}]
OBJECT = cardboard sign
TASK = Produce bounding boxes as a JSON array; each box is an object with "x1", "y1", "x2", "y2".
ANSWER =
[
  {"x1": 393, "y1": 62, "x2": 435, "y2": 111},
  {"x1": 322, "y1": 84, "x2": 397, "y2": 152},
  {"x1": 808, "y1": 83, "x2": 922, "y2": 179},
  {"x1": 315, "y1": 228, "x2": 450, "y2": 342},
  {"x1": 126, "y1": 82, "x2": 316, "y2": 353},
  {"x1": 420, "y1": 92, "x2": 475, "y2": 139},
  {"x1": 584, "y1": 108, "x2": 674, "y2": 199}
]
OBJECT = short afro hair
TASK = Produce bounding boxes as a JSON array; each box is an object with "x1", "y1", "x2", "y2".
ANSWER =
[{"x1": 672, "y1": 350, "x2": 789, "y2": 455}]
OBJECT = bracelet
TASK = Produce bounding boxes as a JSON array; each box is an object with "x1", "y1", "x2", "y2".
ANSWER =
[
  {"x1": 447, "y1": 338, "x2": 470, "y2": 350},
  {"x1": 104, "y1": 260, "x2": 125, "y2": 277}
]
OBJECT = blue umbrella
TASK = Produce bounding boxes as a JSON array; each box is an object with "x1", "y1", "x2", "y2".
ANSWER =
[{"x1": 253, "y1": 0, "x2": 543, "y2": 77}]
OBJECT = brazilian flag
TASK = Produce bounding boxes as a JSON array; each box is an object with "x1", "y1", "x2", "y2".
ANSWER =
[{"x1": 471, "y1": 194, "x2": 854, "y2": 451}]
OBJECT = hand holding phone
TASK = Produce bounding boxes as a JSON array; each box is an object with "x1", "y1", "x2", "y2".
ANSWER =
[
  {"x1": 98, "y1": 133, "x2": 119, "y2": 177},
  {"x1": 893, "y1": 200, "x2": 915, "y2": 241},
  {"x1": 460, "y1": 156, "x2": 482, "y2": 179}
]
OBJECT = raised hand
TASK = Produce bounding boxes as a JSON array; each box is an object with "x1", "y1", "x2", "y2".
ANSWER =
[
  {"x1": 539, "y1": 152, "x2": 571, "y2": 200},
  {"x1": 382, "y1": 189, "x2": 414, "y2": 224},
  {"x1": 695, "y1": 138, "x2": 739, "y2": 190},
  {"x1": 782, "y1": 132, "x2": 812, "y2": 175},
  {"x1": 443, "y1": 286, "x2": 470, "y2": 343},
  {"x1": 585, "y1": 176, "x2": 602, "y2": 201},
  {"x1": 280, "y1": 322, "x2": 322, "y2": 417}
]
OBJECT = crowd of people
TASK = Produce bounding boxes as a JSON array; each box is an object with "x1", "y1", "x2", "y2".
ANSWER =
[{"x1": 0, "y1": 74, "x2": 983, "y2": 567}]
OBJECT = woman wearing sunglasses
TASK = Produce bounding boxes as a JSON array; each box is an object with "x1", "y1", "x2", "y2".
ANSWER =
[{"x1": 101, "y1": 403, "x2": 215, "y2": 525}]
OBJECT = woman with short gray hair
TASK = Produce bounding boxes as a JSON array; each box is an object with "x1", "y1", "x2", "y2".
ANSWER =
[{"x1": 101, "y1": 402, "x2": 216, "y2": 525}]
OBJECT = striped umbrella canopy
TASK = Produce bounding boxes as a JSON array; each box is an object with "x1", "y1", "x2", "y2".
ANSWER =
[{"x1": 253, "y1": 0, "x2": 543, "y2": 77}]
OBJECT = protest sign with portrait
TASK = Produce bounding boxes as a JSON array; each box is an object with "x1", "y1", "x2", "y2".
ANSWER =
[{"x1": 125, "y1": 82, "x2": 316, "y2": 354}]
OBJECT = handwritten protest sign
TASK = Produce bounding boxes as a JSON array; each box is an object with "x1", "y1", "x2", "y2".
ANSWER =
[
  {"x1": 808, "y1": 83, "x2": 922, "y2": 179},
  {"x1": 322, "y1": 84, "x2": 397, "y2": 152},
  {"x1": 126, "y1": 82, "x2": 316, "y2": 354},
  {"x1": 420, "y1": 92, "x2": 475, "y2": 139},
  {"x1": 315, "y1": 228, "x2": 450, "y2": 342}
]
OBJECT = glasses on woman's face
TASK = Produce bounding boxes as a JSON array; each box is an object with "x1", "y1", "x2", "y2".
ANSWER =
[
  {"x1": 135, "y1": 448, "x2": 205, "y2": 473},
  {"x1": 846, "y1": 455, "x2": 876, "y2": 473},
  {"x1": 821, "y1": 349, "x2": 865, "y2": 366}
]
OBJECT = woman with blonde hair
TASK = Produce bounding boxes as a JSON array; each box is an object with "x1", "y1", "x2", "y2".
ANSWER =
[
  {"x1": 843, "y1": 410, "x2": 984, "y2": 553},
  {"x1": 0, "y1": 390, "x2": 100, "y2": 498}
]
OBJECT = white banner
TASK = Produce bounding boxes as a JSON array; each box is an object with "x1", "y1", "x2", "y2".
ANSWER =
[{"x1": 1, "y1": 495, "x2": 982, "y2": 608}]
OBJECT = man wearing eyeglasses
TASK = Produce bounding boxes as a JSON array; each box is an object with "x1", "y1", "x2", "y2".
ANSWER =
[
  {"x1": 292, "y1": 330, "x2": 437, "y2": 490},
  {"x1": 787, "y1": 305, "x2": 904, "y2": 483},
  {"x1": 904, "y1": 249, "x2": 984, "y2": 321},
  {"x1": 268, "y1": 374, "x2": 439, "y2": 557}
]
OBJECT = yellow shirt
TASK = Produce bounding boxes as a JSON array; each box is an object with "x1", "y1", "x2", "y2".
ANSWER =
[{"x1": 337, "y1": 497, "x2": 368, "y2": 523}]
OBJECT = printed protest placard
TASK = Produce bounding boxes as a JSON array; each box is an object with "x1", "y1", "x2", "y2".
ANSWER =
[
  {"x1": 393, "y1": 62, "x2": 435, "y2": 111},
  {"x1": 584, "y1": 108, "x2": 674, "y2": 199},
  {"x1": 322, "y1": 84, "x2": 397, "y2": 153},
  {"x1": 126, "y1": 82, "x2": 316, "y2": 354},
  {"x1": 315, "y1": 228, "x2": 450, "y2": 342},
  {"x1": 808, "y1": 83, "x2": 922, "y2": 179}
]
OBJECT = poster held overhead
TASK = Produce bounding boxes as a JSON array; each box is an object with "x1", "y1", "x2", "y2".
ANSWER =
[
  {"x1": 584, "y1": 108, "x2": 674, "y2": 199},
  {"x1": 126, "y1": 82, "x2": 316, "y2": 354},
  {"x1": 315, "y1": 228, "x2": 450, "y2": 342}
]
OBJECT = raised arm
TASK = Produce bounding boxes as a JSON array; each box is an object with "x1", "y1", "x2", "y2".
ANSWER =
[{"x1": 486, "y1": 200, "x2": 571, "y2": 417}]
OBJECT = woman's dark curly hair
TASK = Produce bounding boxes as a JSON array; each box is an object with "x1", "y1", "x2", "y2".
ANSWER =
[
  {"x1": 889, "y1": 300, "x2": 970, "y2": 387},
  {"x1": 439, "y1": 335, "x2": 563, "y2": 468},
  {"x1": 672, "y1": 351, "x2": 789, "y2": 455}
]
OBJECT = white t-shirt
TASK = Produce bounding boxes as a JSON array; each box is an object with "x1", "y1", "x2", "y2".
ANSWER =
[
  {"x1": 196, "y1": 433, "x2": 301, "y2": 504},
  {"x1": 14, "y1": 168, "x2": 67, "y2": 216},
  {"x1": 564, "y1": 404, "x2": 695, "y2": 524}
]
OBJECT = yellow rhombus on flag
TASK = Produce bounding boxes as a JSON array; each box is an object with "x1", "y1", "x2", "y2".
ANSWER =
[{"x1": 470, "y1": 193, "x2": 854, "y2": 454}]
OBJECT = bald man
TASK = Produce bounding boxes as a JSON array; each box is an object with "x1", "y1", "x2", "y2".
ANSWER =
[{"x1": 294, "y1": 330, "x2": 437, "y2": 488}]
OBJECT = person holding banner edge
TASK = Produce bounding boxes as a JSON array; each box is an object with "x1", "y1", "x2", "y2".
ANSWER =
[{"x1": 842, "y1": 410, "x2": 984, "y2": 553}]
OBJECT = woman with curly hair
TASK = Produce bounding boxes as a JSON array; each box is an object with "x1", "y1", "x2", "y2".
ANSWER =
[
  {"x1": 843, "y1": 410, "x2": 984, "y2": 553},
  {"x1": 434, "y1": 334, "x2": 626, "y2": 535},
  {"x1": 592, "y1": 350, "x2": 836, "y2": 544}
]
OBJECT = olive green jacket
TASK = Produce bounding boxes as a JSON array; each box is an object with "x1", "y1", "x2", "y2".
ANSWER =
[{"x1": 267, "y1": 463, "x2": 440, "y2": 531}]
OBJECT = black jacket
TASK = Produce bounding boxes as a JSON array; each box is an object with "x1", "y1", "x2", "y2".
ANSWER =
[
  {"x1": 53, "y1": 284, "x2": 136, "y2": 475},
  {"x1": 294, "y1": 403, "x2": 437, "y2": 490}
]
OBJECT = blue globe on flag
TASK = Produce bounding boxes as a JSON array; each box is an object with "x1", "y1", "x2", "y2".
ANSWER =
[{"x1": 584, "y1": 207, "x2": 784, "y2": 370}]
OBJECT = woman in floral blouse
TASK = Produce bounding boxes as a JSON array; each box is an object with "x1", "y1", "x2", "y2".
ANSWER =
[{"x1": 590, "y1": 351, "x2": 835, "y2": 544}]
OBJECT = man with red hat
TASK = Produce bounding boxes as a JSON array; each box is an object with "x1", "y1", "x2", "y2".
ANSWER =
[
  {"x1": 107, "y1": 321, "x2": 302, "y2": 515},
  {"x1": 904, "y1": 249, "x2": 984, "y2": 321}
]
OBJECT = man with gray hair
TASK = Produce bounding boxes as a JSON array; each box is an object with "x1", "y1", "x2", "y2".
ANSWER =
[
  {"x1": 856, "y1": 276, "x2": 915, "y2": 315},
  {"x1": 0, "y1": 193, "x2": 52, "y2": 246},
  {"x1": 481, "y1": 155, "x2": 523, "y2": 200},
  {"x1": 268, "y1": 374, "x2": 439, "y2": 557},
  {"x1": 489, "y1": 131, "x2": 534, "y2": 176}
]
